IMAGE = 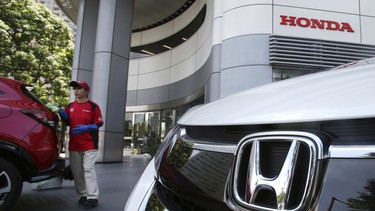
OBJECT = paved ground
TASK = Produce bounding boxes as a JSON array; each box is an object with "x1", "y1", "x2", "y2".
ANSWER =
[{"x1": 11, "y1": 149, "x2": 152, "y2": 211}]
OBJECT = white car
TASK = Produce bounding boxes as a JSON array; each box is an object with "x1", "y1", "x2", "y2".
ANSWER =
[{"x1": 125, "y1": 57, "x2": 375, "y2": 211}]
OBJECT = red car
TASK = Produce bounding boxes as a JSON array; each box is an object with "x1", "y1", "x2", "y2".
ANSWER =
[{"x1": 0, "y1": 76, "x2": 65, "y2": 210}]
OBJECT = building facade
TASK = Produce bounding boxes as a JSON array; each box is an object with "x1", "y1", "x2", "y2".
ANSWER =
[
  {"x1": 60, "y1": 0, "x2": 375, "y2": 162},
  {"x1": 34, "y1": 0, "x2": 76, "y2": 37}
]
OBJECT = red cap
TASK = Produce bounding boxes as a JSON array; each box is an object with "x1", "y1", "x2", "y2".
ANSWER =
[{"x1": 70, "y1": 80, "x2": 90, "y2": 92}]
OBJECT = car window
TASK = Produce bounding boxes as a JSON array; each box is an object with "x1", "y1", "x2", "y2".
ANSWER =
[{"x1": 20, "y1": 85, "x2": 45, "y2": 105}]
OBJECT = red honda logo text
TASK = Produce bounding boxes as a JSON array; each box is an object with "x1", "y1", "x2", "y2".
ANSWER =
[{"x1": 280, "y1": 15, "x2": 354, "y2": 33}]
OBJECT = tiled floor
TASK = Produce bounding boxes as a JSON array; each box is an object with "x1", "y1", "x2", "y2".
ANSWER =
[{"x1": 11, "y1": 150, "x2": 152, "y2": 211}]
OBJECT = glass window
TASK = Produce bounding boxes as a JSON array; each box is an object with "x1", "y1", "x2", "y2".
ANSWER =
[
  {"x1": 161, "y1": 109, "x2": 176, "y2": 139},
  {"x1": 124, "y1": 94, "x2": 204, "y2": 155},
  {"x1": 273, "y1": 68, "x2": 319, "y2": 81}
]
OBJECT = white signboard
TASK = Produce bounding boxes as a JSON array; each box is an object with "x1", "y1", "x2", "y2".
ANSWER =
[{"x1": 274, "y1": 6, "x2": 360, "y2": 43}]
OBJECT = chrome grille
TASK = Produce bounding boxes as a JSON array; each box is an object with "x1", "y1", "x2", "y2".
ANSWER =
[{"x1": 228, "y1": 131, "x2": 323, "y2": 211}]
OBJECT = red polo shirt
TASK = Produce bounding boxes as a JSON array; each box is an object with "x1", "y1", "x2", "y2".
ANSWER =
[{"x1": 65, "y1": 100, "x2": 103, "y2": 151}]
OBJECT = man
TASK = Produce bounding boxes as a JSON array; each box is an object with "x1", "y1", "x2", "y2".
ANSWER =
[{"x1": 47, "y1": 80, "x2": 103, "y2": 208}]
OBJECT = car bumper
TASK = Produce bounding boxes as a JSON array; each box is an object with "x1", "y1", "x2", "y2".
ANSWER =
[
  {"x1": 124, "y1": 158, "x2": 159, "y2": 211},
  {"x1": 29, "y1": 157, "x2": 65, "y2": 183}
]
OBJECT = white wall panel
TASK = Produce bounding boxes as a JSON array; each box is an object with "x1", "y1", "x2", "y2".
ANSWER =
[
  {"x1": 138, "y1": 68, "x2": 170, "y2": 89},
  {"x1": 139, "y1": 52, "x2": 171, "y2": 74},
  {"x1": 361, "y1": 0, "x2": 375, "y2": 16},
  {"x1": 196, "y1": 34, "x2": 212, "y2": 69},
  {"x1": 197, "y1": 0, "x2": 213, "y2": 47},
  {"x1": 212, "y1": 0, "x2": 223, "y2": 45},
  {"x1": 171, "y1": 34, "x2": 198, "y2": 66},
  {"x1": 274, "y1": 0, "x2": 359, "y2": 14},
  {"x1": 222, "y1": 0, "x2": 272, "y2": 12},
  {"x1": 131, "y1": 32, "x2": 141, "y2": 47},
  {"x1": 213, "y1": 17, "x2": 223, "y2": 45},
  {"x1": 128, "y1": 59, "x2": 139, "y2": 75},
  {"x1": 274, "y1": 6, "x2": 360, "y2": 43},
  {"x1": 127, "y1": 75, "x2": 138, "y2": 91},
  {"x1": 173, "y1": 1, "x2": 204, "y2": 33},
  {"x1": 222, "y1": 5, "x2": 272, "y2": 40},
  {"x1": 213, "y1": 0, "x2": 223, "y2": 18},
  {"x1": 140, "y1": 22, "x2": 173, "y2": 45},
  {"x1": 220, "y1": 66, "x2": 272, "y2": 98},
  {"x1": 197, "y1": 15, "x2": 212, "y2": 50},
  {"x1": 361, "y1": 16, "x2": 375, "y2": 44},
  {"x1": 170, "y1": 56, "x2": 196, "y2": 83}
]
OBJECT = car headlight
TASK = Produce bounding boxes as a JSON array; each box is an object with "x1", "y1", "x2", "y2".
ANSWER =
[{"x1": 154, "y1": 125, "x2": 186, "y2": 177}]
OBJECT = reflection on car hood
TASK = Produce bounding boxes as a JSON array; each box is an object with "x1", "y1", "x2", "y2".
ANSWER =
[{"x1": 178, "y1": 63, "x2": 375, "y2": 126}]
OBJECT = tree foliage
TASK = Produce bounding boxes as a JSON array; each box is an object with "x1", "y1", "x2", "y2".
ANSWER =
[
  {"x1": 0, "y1": 0, "x2": 74, "y2": 106},
  {"x1": 347, "y1": 178, "x2": 375, "y2": 210}
]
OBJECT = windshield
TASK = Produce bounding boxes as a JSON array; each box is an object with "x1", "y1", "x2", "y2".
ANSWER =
[{"x1": 21, "y1": 85, "x2": 45, "y2": 106}]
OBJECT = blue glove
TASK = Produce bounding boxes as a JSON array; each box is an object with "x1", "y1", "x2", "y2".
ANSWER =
[{"x1": 72, "y1": 124, "x2": 98, "y2": 135}]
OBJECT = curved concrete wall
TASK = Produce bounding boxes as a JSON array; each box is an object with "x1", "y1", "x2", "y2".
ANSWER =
[
  {"x1": 127, "y1": 0, "x2": 214, "y2": 107},
  {"x1": 127, "y1": 0, "x2": 375, "y2": 108}
]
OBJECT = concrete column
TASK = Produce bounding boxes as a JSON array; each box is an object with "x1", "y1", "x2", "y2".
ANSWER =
[
  {"x1": 91, "y1": 0, "x2": 134, "y2": 162},
  {"x1": 71, "y1": 0, "x2": 99, "y2": 100}
]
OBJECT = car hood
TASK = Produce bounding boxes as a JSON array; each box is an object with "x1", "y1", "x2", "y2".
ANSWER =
[{"x1": 178, "y1": 63, "x2": 375, "y2": 126}]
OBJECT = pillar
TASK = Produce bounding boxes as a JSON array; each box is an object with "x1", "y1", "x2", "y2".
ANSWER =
[
  {"x1": 92, "y1": 0, "x2": 134, "y2": 162},
  {"x1": 72, "y1": 0, "x2": 134, "y2": 162}
]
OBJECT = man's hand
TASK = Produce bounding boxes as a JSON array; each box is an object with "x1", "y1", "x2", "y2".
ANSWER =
[
  {"x1": 72, "y1": 124, "x2": 98, "y2": 135},
  {"x1": 46, "y1": 102, "x2": 60, "y2": 113}
]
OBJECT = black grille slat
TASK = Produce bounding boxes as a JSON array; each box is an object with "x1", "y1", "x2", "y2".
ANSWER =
[
  {"x1": 185, "y1": 118, "x2": 375, "y2": 145},
  {"x1": 260, "y1": 142, "x2": 291, "y2": 178}
]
